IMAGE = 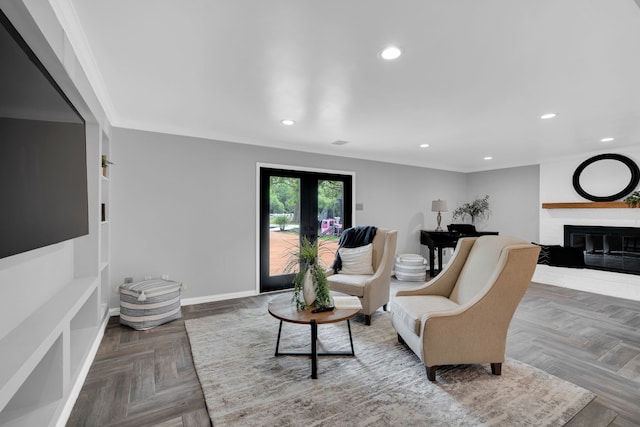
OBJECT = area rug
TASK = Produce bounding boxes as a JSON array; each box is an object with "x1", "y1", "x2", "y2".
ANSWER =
[{"x1": 185, "y1": 309, "x2": 595, "y2": 426}]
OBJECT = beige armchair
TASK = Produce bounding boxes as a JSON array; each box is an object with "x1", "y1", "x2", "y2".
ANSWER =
[
  {"x1": 390, "y1": 235, "x2": 540, "y2": 381},
  {"x1": 327, "y1": 228, "x2": 397, "y2": 325}
]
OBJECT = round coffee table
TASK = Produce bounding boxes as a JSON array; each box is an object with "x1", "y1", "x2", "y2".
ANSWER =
[{"x1": 267, "y1": 291, "x2": 361, "y2": 379}]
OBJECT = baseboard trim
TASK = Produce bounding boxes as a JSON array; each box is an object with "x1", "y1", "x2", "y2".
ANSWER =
[
  {"x1": 181, "y1": 290, "x2": 257, "y2": 306},
  {"x1": 56, "y1": 311, "x2": 110, "y2": 427},
  {"x1": 108, "y1": 290, "x2": 259, "y2": 317}
]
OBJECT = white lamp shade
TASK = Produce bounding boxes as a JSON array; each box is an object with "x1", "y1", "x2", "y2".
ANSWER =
[{"x1": 431, "y1": 199, "x2": 448, "y2": 212}]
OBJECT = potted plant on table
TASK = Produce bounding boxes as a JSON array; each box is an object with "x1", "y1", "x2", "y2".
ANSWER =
[
  {"x1": 284, "y1": 237, "x2": 331, "y2": 310},
  {"x1": 452, "y1": 195, "x2": 491, "y2": 225}
]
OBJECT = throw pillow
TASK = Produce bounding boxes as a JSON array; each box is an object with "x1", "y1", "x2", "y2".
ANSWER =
[
  {"x1": 532, "y1": 243, "x2": 561, "y2": 265},
  {"x1": 338, "y1": 244, "x2": 374, "y2": 275}
]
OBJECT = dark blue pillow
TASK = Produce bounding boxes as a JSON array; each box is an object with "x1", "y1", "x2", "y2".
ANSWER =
[{"x1": 532, "y1": 243, "x2": 561, "y2": 265}]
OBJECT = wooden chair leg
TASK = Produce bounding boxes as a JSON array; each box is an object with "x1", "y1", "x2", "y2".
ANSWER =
[
  {"x1": 426, "y1": 366, "x2": 437, "y2": 381},
  {"x1": 397, "y1": 333, "x2": 405, "y2": 345},
  {"x1": 491, "y1": 362, "x2": 502, "y2": 376},
  {"x1": 364, "y1": 315, "x2": 371, "y2": 326}
]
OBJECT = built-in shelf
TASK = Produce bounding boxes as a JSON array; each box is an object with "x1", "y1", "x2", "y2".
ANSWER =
[
  {"x1": 0, "y1": 276, "x2": 98, "y2": 426},
  {"x1": 542, "y1": 202, "x2": 631, "y2": 209},
  {"x1": 0, "y1": 13, "x2": 113, "y2": 423},
  {"x1": 0, "y1": 335, "x2": 64, "y2": 427}
]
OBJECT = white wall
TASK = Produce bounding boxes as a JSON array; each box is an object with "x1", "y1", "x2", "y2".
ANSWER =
[
  {"x1": 465, "y1": 165, "x2": 540, "y2": 243},
  {"x1": 539, "y1": 146, "x2": 640, "y2": 244},
  {"x1": 110, "y1": 128, "x2": 469, "y2": 306}
]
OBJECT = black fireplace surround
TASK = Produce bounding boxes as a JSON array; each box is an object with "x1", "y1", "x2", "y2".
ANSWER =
[{"x1": 564, "y1": 225, "x2": 640, "y2": 275}]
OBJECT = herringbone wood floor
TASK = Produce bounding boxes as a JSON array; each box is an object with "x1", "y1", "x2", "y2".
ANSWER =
[{"x1": 67, "y1": 282, "x2": 640, "y2": 426}]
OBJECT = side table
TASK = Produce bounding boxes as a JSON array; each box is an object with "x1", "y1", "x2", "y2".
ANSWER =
[{"x1": 267, "y1": 292, "x2": 360, "y2": 379}]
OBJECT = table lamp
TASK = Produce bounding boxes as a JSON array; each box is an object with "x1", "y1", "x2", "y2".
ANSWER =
[{"x1": 431, "y1": 199, "x2": 448, "y2": 232}]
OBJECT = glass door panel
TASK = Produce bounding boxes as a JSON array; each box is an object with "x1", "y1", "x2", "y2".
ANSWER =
[
  {"x1": 259, "y1": 168, "x2": 352, "y2": 293},
  {"x1": 268, "y1": 176, "x2": 300, "y2": 276},
  {"x1": 317, "y1": 179, "x2": 344, "y2": 269}
]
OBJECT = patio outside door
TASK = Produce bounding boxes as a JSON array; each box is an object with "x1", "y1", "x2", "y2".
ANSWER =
[{"x1": 259, "y1": 167, "x2": 352, "y2": 293}]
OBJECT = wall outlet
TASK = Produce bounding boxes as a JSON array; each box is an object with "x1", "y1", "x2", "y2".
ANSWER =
[
  {"x1": 124, "y1": 277, "x2": 133, "y2": 284},
  {"x1": 161, "y1": 274, "x2": 169, "y2": 280}
]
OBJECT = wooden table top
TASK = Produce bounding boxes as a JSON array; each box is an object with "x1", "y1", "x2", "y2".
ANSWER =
[{"x1": 268, "y1": 292, "x2": 360, "y2": 325}]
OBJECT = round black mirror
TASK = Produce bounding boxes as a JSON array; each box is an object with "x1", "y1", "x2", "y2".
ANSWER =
[{"x1": 572, "y1": 153, "x2": 640, "y2": 202}]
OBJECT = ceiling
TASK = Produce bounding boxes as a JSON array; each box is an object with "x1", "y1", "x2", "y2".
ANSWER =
[{"x1": 52, "y1": 0, "x2": 640, "y2": 172}]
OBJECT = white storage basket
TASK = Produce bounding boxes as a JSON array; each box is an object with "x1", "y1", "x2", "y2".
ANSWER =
[{"x1": 394, "y1": 254, "x2": 427, "y2": 281}]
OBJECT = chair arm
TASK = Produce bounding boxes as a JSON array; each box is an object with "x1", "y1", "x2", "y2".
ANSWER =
[{"x1": 394, "y1": 237, "x2": 477, "y2": 298}]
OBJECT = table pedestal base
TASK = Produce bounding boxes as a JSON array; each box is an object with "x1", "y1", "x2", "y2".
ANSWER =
[{"x1": 274, "y1": 319, "x2": 355, "y2": 379}]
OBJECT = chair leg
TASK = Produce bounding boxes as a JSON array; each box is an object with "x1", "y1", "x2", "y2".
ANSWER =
[
  {"x1": 491, "y1": 363, "x2": 502, "y2": 376},
  {"x1": 397, "y1": 333, "x2": 405, "y2": 345},
  {"x1": 382, "y1": 303, "x2": 388, "y2": 311},
  {"x1": 426, "y1": 366, "x2": 437, "y2": 381},
  {"x1": 364, "y1": 314, "x2": 371, "y2": 326}
]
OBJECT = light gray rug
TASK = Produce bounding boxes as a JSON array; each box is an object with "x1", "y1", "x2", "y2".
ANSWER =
[{"x1": 185, "y1": 309, "x2": 595, "y2": 426}]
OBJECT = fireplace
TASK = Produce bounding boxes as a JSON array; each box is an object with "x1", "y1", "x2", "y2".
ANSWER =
[{"x1": 564, "y1": 225, "x2": 640, "y2": 275}]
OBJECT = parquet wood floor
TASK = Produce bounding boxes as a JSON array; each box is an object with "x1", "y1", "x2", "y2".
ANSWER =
[{"x1": 67, "y1": 282, "x2": 640, "y2": 426}]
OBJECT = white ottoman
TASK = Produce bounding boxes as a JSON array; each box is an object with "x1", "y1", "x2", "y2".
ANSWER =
[{"x1": 119, "y1": 279, "x2": 182, "y2": 330}]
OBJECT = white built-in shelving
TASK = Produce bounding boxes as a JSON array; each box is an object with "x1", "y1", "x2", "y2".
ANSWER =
[
  {"x1": 99, "y1": 132, "x2": 112, "y2": 314},
  {"x1": 0, "y1": 125, "x2": 112, "y2": 426}
]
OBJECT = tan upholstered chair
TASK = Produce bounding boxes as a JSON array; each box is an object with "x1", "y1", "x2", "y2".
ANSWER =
[
  {"x1": 327, "y1": 228, "x2": 397, "y2": 325},
  {"x1": 390, "y1": 235, "x2": 540, "y2": 381}
]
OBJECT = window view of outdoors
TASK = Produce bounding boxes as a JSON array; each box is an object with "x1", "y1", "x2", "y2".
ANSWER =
[{"x1": 269, "y1": 177, "x2": 344, "y2": 276}]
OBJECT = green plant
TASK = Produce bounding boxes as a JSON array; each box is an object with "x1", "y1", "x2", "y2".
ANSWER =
[
  {"x1": 273, "y1": 214, "x2": 290, "y2": 231},
  {"x1": 452, "y1": 195, "x2": 490, "y2": 225},
  {"x1": 624, "y1": 190, "x2": 640, "y2": 207},
  {"x1": 284, "y1": 237, "x2": 331, "y2": 309}
]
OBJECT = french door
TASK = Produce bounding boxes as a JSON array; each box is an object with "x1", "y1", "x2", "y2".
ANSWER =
[{"x1": 259, "y1": 167, "x2": 353, "y2": 292}]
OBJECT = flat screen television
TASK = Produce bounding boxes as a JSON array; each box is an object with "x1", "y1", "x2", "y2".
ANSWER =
[{"x1": 0, "y1": 10, "x2": 88, "y2": 259}]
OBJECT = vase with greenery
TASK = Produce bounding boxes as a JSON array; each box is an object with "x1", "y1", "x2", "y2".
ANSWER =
[
  {"x1": 624, "y1": 190, "x2": 640, "y2": 207},
  {"x1": 452, "y1": 195, "x2": 490, "y2": 225},
  {"x1": 284, "y1": 236, "x2": 331, "y2": 309}
]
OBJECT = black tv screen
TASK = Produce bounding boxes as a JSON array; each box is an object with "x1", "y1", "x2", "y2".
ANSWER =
[{"x1": 0, "y1": 10, "x2": 88, "y2": 259}]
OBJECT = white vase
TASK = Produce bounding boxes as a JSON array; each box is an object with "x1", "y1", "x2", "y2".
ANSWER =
[{"x1": 302, "y1": 268, "x2": 316, "y2": 306}]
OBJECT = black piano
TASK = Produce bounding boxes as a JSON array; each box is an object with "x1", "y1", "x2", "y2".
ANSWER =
[{"x1": 420, "y1": 225, "x2": 499, "y2": 277}]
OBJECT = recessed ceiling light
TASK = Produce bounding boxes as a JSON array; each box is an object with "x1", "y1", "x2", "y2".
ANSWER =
[
  {"x1": 540, "y1": 113, "x2": 557, "y2": 119},
  {"x1": 600, "y1": 137, "x2": 614, "y2": 142},
  {"x1": 380, "y1": 46, "x2": 402, "y2": 60},
  {"x1": 281, "y1": 119, "x2": 295, "y2": 126},
  {"x1": 419, "y1": 144, "x2": 430, "y2": 148},
  {"x1": 484, "y1": 156, "x2": 493, "y2": 160},
  {"x1": 332, "y1": 140, "x2": 349, "y2": 146}
]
